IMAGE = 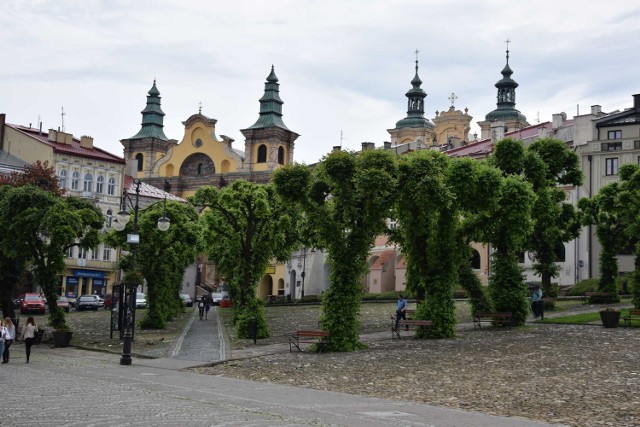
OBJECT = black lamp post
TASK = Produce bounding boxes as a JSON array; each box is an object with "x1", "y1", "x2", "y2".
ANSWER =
[
  {"x1": 113, "y1": 179, "x2": 170, "y2": 366},
  {"x1": 301, "y1": 246, "x2": 307, "y2": 300}
]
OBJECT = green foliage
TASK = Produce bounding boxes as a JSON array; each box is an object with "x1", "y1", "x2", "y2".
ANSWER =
[
  {"x1": 631, "y1": 271, "x2": 640, "y2": 309},
  {"x1": 274, "y1": 150, "x2": 398, "y2": 351},
  {"x1": 489, "y1": 254, "x2": 529, "y2": 324},
  {"x1": 362, "y1": 291, "x2": 402, "y2": 301},
  {"x1": 192, "y1": 181, "x2": 298, "y2": 338},
  {"x1": 565, "y1": 278, "x2": 599, "y2": 296},
  {"x1": 0, "y1": 185, "x2": 103, "y2": 330}
]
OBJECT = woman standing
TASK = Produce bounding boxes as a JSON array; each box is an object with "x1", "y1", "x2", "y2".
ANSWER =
[
  {"x1": 19, "y1": 317, "x2": 38, "y2": 363},
  {"x1": 0, "y1": 319, "x2": 6, "y2": 362},
  {"x1": 2, "y1": 317, "x2": 15, "y2": 363}
]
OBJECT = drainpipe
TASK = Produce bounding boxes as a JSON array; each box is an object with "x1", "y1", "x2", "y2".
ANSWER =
[{"x1": 587, "y1": 155, "x2": 593, "y2": 278}]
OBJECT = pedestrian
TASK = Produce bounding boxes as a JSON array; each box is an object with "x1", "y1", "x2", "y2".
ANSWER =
[
  {"x1": 0, "y1": 319, "x2": 6, "y2": 363},
  {"x1": 2, "y1": 317, "x2": 16, "y2": 363},
  {"x1": 530, "y1": 286, "x2": 543, "y2": 318},
  {"x1": 395, "y1": 293, "x2": 409, "y2": 331},
  {"x1": 198, "y1": 296, "x2": 206, "y2": 320},
  {"x1": 19, "y1": 317, "x2": 38, "y2": 363},
  {"x1": 204, "y1": 297, "x2": 211, "y2": 320}
]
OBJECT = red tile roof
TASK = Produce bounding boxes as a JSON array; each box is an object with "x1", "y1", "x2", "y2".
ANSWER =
[
  {"x1": 7, "y1": 124, "x2": 125, "y2": 164},
  {"x1": 370, "y1": 250, "x2": 395, "y2": 270}
]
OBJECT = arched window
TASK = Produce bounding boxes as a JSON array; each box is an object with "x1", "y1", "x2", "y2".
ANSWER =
[
  {"x1": 83, "y1": 173, "x2": 93, "y2": 192},
  {"x1": 106, "y1": 209, "x2": 113, "y2": 228},
  {"x1": 135, "y1": 153, "x2": 144, "y2": 172},
  {"x1": 197, "y1": 163, "x2": 203, "y2": 175},
  {"x1": 71, "y1": 171, "x2": 80, "y2": 190},
  {"x1": 470, "y1": 249, "x2": 481, "y2": 270},
  {"x1": 59, "y1": 169, "x2": 67, "y2": 189},
  {"x1": 257, "y1": 144, "x2": 267, "y2": 163},
  {"x1": 96, "y1": 175, "x2": 104, "y2": 193},
  {"x1": 278, "y1": 146, "x2": 285, "y2": 165},
  {"x1": 107, "y1": 177, "x2": 116, "y2": 195}
]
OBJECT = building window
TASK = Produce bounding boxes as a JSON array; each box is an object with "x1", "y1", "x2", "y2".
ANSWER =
[
  {"x1": 96, "y1": 175, "x2": 104, "y2": 193},
  {"x1": 554, "y1": 243, "x2": 566, "y2": 262},
  {"x1": 135, "y1": 153, "x2": 144, "y2": 171},
  {"x1": 79, "y1": 248, "x2": 88, "y2": 259},
  {"x1": 71, "y1": 171, "x2": 80, "y2": 190},
  {"x1": 106, "y1": 209, "x2": 113, "y2": 228},
  {"x1": 601, "y1": 141, "x2": 622, "y2": 151},
  {"x1": 91, "y1": 247, "x2": 100, "y2": 260},
  {"x1": 83, "y1": 173, "x2": 93, "y2": 192},
  {"x1": 67, "y1": 246, "x2": 74, "y2": 258},
  {"x1": 257, "y1": 145, "x2": 267, "y2": 163},
  {"x1": 635, "y1": 140, "x2": 640, "y2": 149},
  {"x1": 103, "y1": 246, "x2": 111, "y2": 261},
  {"x1": 197, "y1": 163, "x2": 203, "y2": 175},
  {"x1": 389, "y1": 218, "x2": 397, "y2": 229},
  {"x1": 607, "y1": 130, "x2": 622, "y2": 139},
  {"x1": 605, "y1": 158, "x2": 619, "y2": 176},
  {"x1": 471, "y1": 249, "x2": 481, "y2": 270},
  {"x1": 107, "y1": 177, "x2": 116, "y2": 195},
  {"x1": 59, "y1": 169, "x2": 67, "y2": 189},
  {"x1": 278, "y1": 146, "x2": 285, "y2": 165}
]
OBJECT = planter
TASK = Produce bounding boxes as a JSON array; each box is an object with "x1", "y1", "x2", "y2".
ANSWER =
[
  {"x1": 599, "y1": 311, "x2": 621, "y2": 328},
  {"x1": 52, "y1": 330, "x2": 73, "y2": 347}
]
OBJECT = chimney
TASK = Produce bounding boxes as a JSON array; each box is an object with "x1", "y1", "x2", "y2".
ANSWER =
[
  {"x1": 65, "y1": 133, "x2": 73, "y2": 145},
  {"x1": 552, "y1": 113, "x2": 564, "y2": 129},
  {"x1": 490, "y1": 121, "x2": 505, "y2": 143},
  {"x1": 80, "y1": 135, "x2": 94, "y2": 149},
  {"x1": 48, "y1": 129, "x2": 58, "y2": 142},
  {"x1": 634, "y1": 94, "x2": 640, "y2": 111},
  {"x1": 383, "y1": 141, "x2": 391, "y2": 150},
  {"x1": 591, "y1": 105, "x2": 602, "y2": 116},
  {"x1": 0, "y1": 113, "x2": 5, "y2": 151},
  {"x1": 361, "y1": 142, "x2": 375, "y2": 151},
  {"x1": 332, "y1": 146, "x2": 341, "y2": 153}
]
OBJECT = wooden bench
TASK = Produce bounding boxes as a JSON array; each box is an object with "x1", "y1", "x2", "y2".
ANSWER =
[
  {"x1": 582, "y1": 292, "x2": 612, "y2": 304},
  {"x1": 267, "y1": 295, "x2": 286, "y2": 304},
  {"x1": 623, "y1": 310, "x2": 640, "y2": 326},
  {"x1": 473, "y1": 312, "x2": 513, "y2": 328},
  {"x1": 289, "y1": 329, "x2": 331, "y2": 353},
  {"x1": 391, "y1": 317, "x2": 432, "y2": 339}
]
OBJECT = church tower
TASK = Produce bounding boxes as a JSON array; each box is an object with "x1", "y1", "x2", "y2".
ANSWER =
[
  {"x1": 120, "y1": 80, "x2": 176, "y2": 178},
  {"x1": 477, "y1": 45, "x2": 529, "y2": 139},
  {"x1": 432, "y1": 93, "x2": 473, "y2": 149},
  {"x1": 240, "y1": 66, "x2": 299, "y2": 172},
  {"x1": 387, "y1": 55, "x2": 436, "y2": 149}
]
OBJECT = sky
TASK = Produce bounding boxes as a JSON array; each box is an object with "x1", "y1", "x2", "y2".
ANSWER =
[{"x1": 1, "y1": 0, "x2": 639, "y2": 165}]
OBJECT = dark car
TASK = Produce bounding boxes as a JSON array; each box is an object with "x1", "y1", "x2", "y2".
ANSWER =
[
  {"x1": 77, "y1": 295, "x2": 102, "y2": 311},
  {"x1": 20, "y1": 293, "x2": 46, "y2": 314},
  {"x1": 12, "y1": 293, "x2": 25, "y2": 309}
]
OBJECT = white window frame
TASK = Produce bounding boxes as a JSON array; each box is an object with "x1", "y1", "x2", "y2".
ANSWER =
[
  {"x1": 96, "y1": 175, "x2": 104, "y2": 193},
  {"x1": 71, "y1": 171, "x2": 80, "y2": 190},
  {"x1": 83, "y1": 173, "x2": 93, "y2": 192}
]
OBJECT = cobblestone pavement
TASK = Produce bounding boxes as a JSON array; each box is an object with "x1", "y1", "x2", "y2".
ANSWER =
[
  {"x1": 200, "y1": 305, "x2": 639, "y2": 427},
  {"x1": 170, "y1": 305, "x2": 227, "y2": 361},
  {"x1": 1, "y1": 345, "x2": 559, "y2": 427}
]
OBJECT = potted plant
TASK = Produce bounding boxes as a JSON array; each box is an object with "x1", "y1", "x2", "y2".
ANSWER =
[{"x1": 599, "y1": 307, "x2": 621, "y2": 328}]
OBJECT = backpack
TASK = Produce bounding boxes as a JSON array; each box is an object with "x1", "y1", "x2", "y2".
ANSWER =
[{"x1": 198, "y1": 300, "x2": 205, "y2": 308}]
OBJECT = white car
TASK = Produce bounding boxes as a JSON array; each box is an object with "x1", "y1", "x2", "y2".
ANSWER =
[
  {"x1": 135, "y1": 293, "x2": 147, "y2": 308},
  {"x1": 180, "y1": 293, "x2": 193, "y2": 307},
  {"x1": 211, "y1": 292, "x2": 223, "y2": 305},
  {"x1": 77, "y1": 295, "x2": 102, "y2": 311}
]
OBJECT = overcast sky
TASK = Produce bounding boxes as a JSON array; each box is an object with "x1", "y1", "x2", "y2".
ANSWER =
[{"x1": 1, "y1": 1, "x2": 639, "y2": 164}]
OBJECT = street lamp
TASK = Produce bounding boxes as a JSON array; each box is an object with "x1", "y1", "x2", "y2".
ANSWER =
[{"x1": 114, "y1": 179, "x2": 171, "y2": 366}]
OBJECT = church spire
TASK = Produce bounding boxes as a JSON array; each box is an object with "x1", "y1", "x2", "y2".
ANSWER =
[
  {"x1": 129, "y1": 80, "x2": 168, "y2": 140},
  {"x1": 247, "y1": 65, "x2": 290, "y2": 130},
  {"x1": 484, "y1": 41, "x2": 527, "y2": 123},
  {"x1": 395, "y1": 50, "x2": 434, "y2": 129}
]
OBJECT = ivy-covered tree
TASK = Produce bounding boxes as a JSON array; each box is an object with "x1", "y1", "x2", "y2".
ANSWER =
[
  {"x1": 107, "y1": 199, "x2": 201, "y2": 328},
  {"x1": 525, "y1": 138, "x2": 583, "y2": 297},
  {"x1": 391, "y1": 150, "x2": 457, "y2": 338},
  {"x1": 192, "y1": 181, "x2": 298, "y2": 339},
  {"x1": 274, "y1": 149, "x2": 398, "y2": 351},
  {"x1": 446, "y1": 157, "x2": 504, "y2": 316},
  {"x1": 0, "y1": 185, "x2": 103, "y2": 330},
  {"x1": 485, "y1": 138, "x2": 536, "y2": 325},
  {"x1": 0, "y1": 161, "x2": 63, "y2": 318},
  {"x1": 616, "y1": 164, "x2": 640, "y2": 308}
]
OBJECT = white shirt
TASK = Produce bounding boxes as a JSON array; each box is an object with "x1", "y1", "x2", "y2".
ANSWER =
[
  {"x1": 0, "y1": 326, "x2": 7, "y2": 342},
  {"x1": 4, "y1": 324, "x2": 15, "y2": 340}
]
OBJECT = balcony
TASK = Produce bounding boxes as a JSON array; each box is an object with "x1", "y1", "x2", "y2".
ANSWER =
[{"x1": 65, "y1": 258, "x2": 117, "y2": 270}]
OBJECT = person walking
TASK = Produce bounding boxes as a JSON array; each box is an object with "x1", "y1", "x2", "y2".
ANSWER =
[
  {"x1": 204, "y1": 297, "x2": 211, "y2": 320},
  {"x1": 0, "y1": 319, "x2": 6, "y2": 363},
  {"x1": 19, "y1": 317, "x2": 38, "y2": 363},
  {"x1": 530, "y1": 286, "x2": 543, "y2": 318},
  {"x1": 198, "y1": 296, "x2": 206, "y2": 320},
  {"x1": 2, "y1": 317, "x2": 16, "y2": 363}
]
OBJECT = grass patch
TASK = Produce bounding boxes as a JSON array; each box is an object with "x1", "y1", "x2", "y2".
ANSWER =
[{"x1": 539, "y1": 308, "x2": 638, "y2": 326}]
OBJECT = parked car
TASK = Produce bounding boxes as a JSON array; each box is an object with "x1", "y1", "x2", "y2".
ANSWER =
[
  {"x1": 56, "y1": 297, "x2": 72, "y2": 313},
  {"x1": 20, "y1": 293, "x2": 46, "y2": 314},
  {"x1": 135, "y1": 293, "x2": 147, "y2": 309},
  {"x1": 77, "y1": 295, "x2": 102, "y2": 311},
  {"x1": 210, "y1": 292, "x2": 223, "y2": 306},
  {"x1": 12, "y1": 293, "x2": 25, "y2": 309},
  {"x1": 180, "y1": 293, "x2": 193, "y2": 307}
]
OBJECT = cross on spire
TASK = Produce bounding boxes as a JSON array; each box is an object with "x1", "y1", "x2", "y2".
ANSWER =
[
  {"x1": 505, "y1": 38, "x2": 511, "y2": 62},
  {"x1": 198, "y1": 101, "x2": 202, "y2": 114},
  {"x1": 448, "y1": 92, "x2": 458, "y2": 108}
]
